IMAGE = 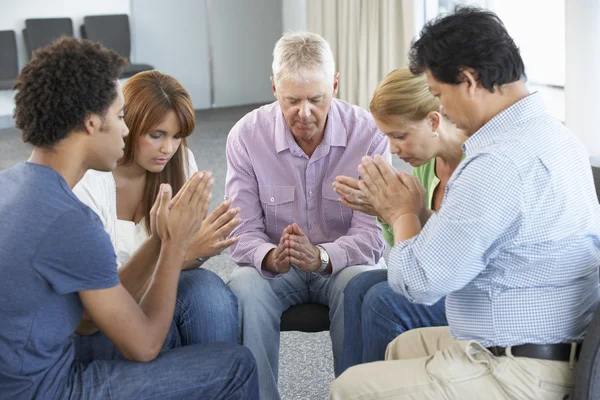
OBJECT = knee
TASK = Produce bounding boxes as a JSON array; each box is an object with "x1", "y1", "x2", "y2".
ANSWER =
[
  {"x1": 225, "y1": 344, "x2": 258, "y2": 379},
  {"x1": 234, "y1": 345, "x2": 257, "y2": 370},
  {"x1": 343, "y1": 273, "x2": 367, "y2": 300},
  {"x1": 227, "y1": 267, "x2": 271, "y2": 301},
  {"x1": 362, "y1": 281, "x2": 399, "y2": 315},
  {"x1": 343, "y1": 269, "x2": 387, "y2": 299},
  {"x1": 329, "y1": 367, "x2": 362, "y2": 400},
  {"x1": 178, "y1": 269, "x2": 237, "y2": 313}
]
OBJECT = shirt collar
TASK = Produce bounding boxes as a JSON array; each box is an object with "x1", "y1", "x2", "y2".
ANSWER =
[
  {"x1": 275, "y1": 98, "x2": 348, "y2": 153},
  {"x1": 462, "y1": 92, "x2": 547, "y2": 155}
]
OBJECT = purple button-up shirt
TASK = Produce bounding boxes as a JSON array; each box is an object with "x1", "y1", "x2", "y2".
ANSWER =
[{"x1": 225, "y1": 98, "x2": 389, "y2": 277}]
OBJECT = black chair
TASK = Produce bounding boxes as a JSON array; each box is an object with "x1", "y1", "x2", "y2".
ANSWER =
[
  {"x1": 575, "y1": 302, "x2": 600, "y2": 400},
  {"x1": 592, "y1": 166, "x2": 600, "y2": 197},
  {"x1": 23, "y1": 18, "x2": 73, "y2": 59},
  {"x1": 81, "y1": 14, "x2": 153, "y2": 78},
  {"x1": 0, "y1": 30, "x2": 18, "y2": 90},
  {"x1": 280, "y1": 303, "x2": 330, "y2": 332},
  {"x1": 573, "y1": 166, "x2": 600, "y2": 399}
]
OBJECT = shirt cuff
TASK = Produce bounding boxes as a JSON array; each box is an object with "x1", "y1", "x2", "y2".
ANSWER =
[
  {"x1": 318, "y1": 242, "x2": 348, "y2": 276},
  {"x1": 253, "y1": 242, "x2": 279, "y2": 278}
]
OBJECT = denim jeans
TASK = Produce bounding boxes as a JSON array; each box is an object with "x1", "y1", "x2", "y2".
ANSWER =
[
  {"x1": 228, "y1": 264, "x2": 379, "y2": 400},
  {"x1": 340, "y1": 269, "x2": 447, "y2": 374},
  {"x1": 69, "y1": 268, "x2": 258, "y2": 399}
]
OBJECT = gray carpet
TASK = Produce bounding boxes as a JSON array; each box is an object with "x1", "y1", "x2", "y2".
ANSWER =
[{"x1": 0, "y1": 105, "x2": 407, "y2": 400}]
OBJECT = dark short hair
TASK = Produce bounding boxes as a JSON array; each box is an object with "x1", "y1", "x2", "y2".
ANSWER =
[
  {"x1": 13, "y1": 36, "x2": 127, "y2": 148},
  {"x1": 409, "y1": 6, "x2": 526, "y2": 92}
]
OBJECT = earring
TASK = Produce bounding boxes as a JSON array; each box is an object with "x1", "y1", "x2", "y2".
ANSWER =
[{"x1": 432, "y1": 130, "x2": 438, "y2": 137}]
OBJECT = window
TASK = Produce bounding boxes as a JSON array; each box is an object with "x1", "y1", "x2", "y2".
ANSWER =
[{"x1": 422, "y1": 0, "x2": 565, "y2": 121}]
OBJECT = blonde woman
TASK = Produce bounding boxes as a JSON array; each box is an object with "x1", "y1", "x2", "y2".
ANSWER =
[{"x1": 334, "y1": 68, "x2": 466, "y2": 372}]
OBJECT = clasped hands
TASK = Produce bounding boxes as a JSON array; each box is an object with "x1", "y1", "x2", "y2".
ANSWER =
[
  {"x1": 149, "y1": 171, "x2": 242, "y2": 269},
  {"x1": 333, "y1": 154, "x2": 426, "y2": 228},
  {"x1": 262, "y1": 223, "x2": 322, "y2": 274}
]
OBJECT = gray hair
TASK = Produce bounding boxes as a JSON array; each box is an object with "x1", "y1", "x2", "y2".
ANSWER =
[{"x1": 272, "y1": 32, "x2": 335, "y2": 87}]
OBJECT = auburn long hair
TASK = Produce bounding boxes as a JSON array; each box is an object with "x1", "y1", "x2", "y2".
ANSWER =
[{"x1": 120, "y1": 70, "x2": 195, "y2": 234}]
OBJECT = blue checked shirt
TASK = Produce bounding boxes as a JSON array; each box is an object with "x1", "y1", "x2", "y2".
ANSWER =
[{"x1": 388, "y1": 93, "x2": 600, "y2": 347}]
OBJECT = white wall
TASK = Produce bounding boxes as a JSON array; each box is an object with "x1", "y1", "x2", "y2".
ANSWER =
[
  {"x1": 493, "y1": 0, "x2": 565, "y2": 87},
  {"x1": 0, "y1": 0, "x2": 131, "y2": 127},
  {"x1": 131, "y1": 0, "x2": 212, "y2": 109},
  {"x1": 0, "y1": 0, "x2": 131, "y2": 70},
  {"x1": 282, "y1": 0, "x2": 307, "y2": 32},
  {"x1": 566, "y1": 0, "x2": 600, "y2": 158},
  {"x1": 210, "y1": 0, "x2": 282, "y2": 108}
]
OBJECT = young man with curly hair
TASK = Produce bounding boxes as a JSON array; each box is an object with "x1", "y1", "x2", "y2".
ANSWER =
[{"x1": 0, "y1": 37, "x2": 258, "y2": 400}]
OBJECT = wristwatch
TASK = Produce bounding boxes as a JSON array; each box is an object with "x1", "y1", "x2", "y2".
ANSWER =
[{"x1": 315, "y1": 245, "x2": 329, "y2": 273}]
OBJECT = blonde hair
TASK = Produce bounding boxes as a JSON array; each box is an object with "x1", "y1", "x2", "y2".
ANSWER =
[
  {"x1": 272, "y1": 31, "x2": 335, "y2": 87},
  {"x1": 370, "y1": 67, "x2": 439, "y2": 122}
]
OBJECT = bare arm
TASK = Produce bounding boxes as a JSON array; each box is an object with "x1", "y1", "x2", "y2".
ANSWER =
[
  {"x1": 119, "y1": 235, "x2": 162, "y2": 301},
  {"x1": 78, "y1": 173, "x2": 209, "y2": 361},
  {"x1": 78, "y1": 242, "x2": 185, "y2": 361}
]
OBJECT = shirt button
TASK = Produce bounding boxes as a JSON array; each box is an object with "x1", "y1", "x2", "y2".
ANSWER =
[
  {"x1": 309, "y1": 190, "x2": 313, "y2": 196},
  {"x1": 270, "y1": 197, "x2": 275, "y2": 202},
  {"x1": 310, "y1": 223, "x2": 315, "y2": 229}
]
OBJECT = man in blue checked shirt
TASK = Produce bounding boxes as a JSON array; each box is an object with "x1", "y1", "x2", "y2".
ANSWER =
[{"x1": 330, "y1": 6, "x2": 600, "y2": 400}]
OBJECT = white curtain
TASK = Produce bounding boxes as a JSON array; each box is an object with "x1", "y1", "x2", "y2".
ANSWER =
[{"x1": 307, "y1": 0, "x2": 415, "y2": 109}]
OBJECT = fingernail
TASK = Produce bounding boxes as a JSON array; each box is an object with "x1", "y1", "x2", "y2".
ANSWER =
[
  {"x1": 163, "y1": 184, "x2": 171, "y2": 192},
  {"x1": 209, "y1": 178, "x2": 215, "y2": 185},
  {"x1": 197, "y1": 172, "x2": 204, "y2": 179}
]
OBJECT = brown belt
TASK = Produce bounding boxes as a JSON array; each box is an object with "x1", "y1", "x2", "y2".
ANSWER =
[{"x1": 486, "y1": 342, "x2": 580, "y2": 362}]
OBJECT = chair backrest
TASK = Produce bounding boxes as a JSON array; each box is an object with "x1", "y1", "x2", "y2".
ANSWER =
[
  {"x1": 575, "y1": 303, "x2": 600, "y2": 399},
  {"x1": 83, "y1": 14, "x2": 131, "y2": 59},
  {"x1": 592, "y1": 166, "x2": 600, "y2": 202},
  {"x1": 574, "y1": 166, "x2": 600, "y2": 399},
  {"x1": 0, "y1": 30, "x2": 18, "y2": 89},
  {"x1": 24, "y1": 18, "x2": 73, "y2": 58}
]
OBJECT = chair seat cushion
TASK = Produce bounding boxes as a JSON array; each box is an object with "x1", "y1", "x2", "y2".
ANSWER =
[{"x1": 280, "y1": 303, "x2": 330, "y2": 332}]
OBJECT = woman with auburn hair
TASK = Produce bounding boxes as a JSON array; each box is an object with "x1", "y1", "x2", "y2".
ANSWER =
[
  {"x1": 73, "y1": 70, "x2": 241, "y2": 355},
  {"x1": 333, "y1": 67, "x2": 467, "y2": 373}
]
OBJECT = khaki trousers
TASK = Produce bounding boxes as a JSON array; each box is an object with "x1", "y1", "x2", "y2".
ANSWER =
[{"x1": 330, "y1": 327, "x2": 574, "y2": 400}]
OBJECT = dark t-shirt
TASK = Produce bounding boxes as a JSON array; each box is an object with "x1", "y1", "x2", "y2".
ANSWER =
[{"x1": 0, "y1": 163, "x2": 120, "y2": 399}]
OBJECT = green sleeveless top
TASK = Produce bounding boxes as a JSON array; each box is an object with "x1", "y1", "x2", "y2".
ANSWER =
[{"x1": 380, "y1": 155, "x2": 463, "y2": 246}]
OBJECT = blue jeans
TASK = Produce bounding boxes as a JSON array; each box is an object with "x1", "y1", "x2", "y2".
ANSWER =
[
  {"x1": 228, "y1": 264, "x2": 379, "y2": 400},
  {"x1": 340, "y1": 269, "x2": 447, "y2": 374},
  {"x1": 70, "y1": 268, "x2": 258, "y2": 399}
]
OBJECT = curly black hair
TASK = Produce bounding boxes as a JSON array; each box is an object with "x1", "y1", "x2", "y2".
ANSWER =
[
  {"x1": 13, "y1": 36, "x2": 127, "y2": 148},
  {"x1": 409, "y1": 6, "x2": 526, "y2": 92}
]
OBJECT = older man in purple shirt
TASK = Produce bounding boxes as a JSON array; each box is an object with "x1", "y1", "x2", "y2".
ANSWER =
[{"x1": 226, "y1": 32, "x2": 389, "y2": 400}]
